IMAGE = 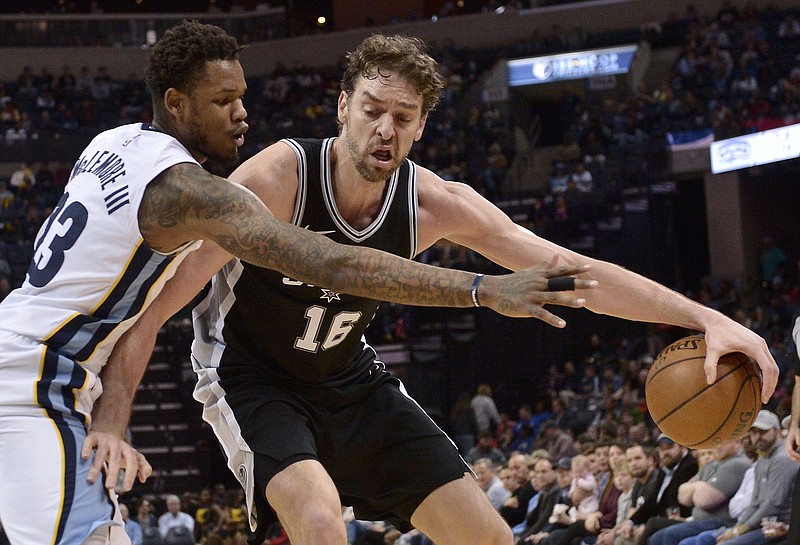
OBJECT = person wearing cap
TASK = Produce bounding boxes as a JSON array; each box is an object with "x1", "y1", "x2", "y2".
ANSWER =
[
  {"x1": 646, "y1": 438, "x2": 752, "y2": 545},
  {"x1": 679, "y1": 410, "x2": 797, "y2": 545},
  {"x1": 519, "y1": 458, "x2": 573, "y2": 544},
  {"x1": 617, "y1": 435, "x2": 698, "y2": 544}
]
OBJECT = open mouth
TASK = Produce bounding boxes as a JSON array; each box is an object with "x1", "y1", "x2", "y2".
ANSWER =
[
  {"x1": 371, "y1": 149, "x2": 392, "y2": 163},
  {"x1": 233, "y1": 125, "x2": 248, "y2": 147}
]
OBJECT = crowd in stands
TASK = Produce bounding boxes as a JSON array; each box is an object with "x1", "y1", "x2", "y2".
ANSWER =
[
  {"x1": 455, "y1": 408, "x2": 796, "y2": 545},
  {"x1": 0, "y1": 3, "x2": 799, "y2": 545},
  {"x1": 1, "y1": 0, "x2": 536, "y2": 16},
  {"x1": 2, "y1": 3, "x2": 799, "y2": 272},
  {"x1": 100, "y1": 402, "x2": 798, "y2": 545}
]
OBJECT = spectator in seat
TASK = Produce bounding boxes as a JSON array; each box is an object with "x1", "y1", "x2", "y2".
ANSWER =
[
  {"x1": 678, "y1": 410, "x2": 797, "y2": 545},
  {"x1": 624, "y1": 434, "x2": 698, "y2": 545},
  {"x1": 501, "y1": 453, "x2": 536, "y2": 528},
  {"x1": 158, "y1": 494, "x2": 195, "y2": 539},
  {"x1": 473, "y1": 457, "x2": 511, "y2": 510},
  {"x1": 538, "y1": 420, "x2": 576, "y2": 462},
  {"x1": 466, "y1": 431, "x2": 507, "y2": 466},
  {"x1": 121, "y1": 502, "x2": 143, "y2": 545},
  {"x1": 516, "y1": 457, "x2": 561, "y2": 544},
  {"x1": 550, "y1": 166, "x2": 570, "y2": 194},
  {"x1": 570, "y1": 162, "x2": 593, "y2": 193},
  {"x1": 647, "y1": 438, "x2": 752, "y2": 545}
]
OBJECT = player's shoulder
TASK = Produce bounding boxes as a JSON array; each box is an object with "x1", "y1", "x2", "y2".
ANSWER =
[
  {"x1": 413, "y1": 162, "x2": 477, "y2": 199},
  {"x1": 229, "y1": 140, "x2": 298, "y2": 188}
]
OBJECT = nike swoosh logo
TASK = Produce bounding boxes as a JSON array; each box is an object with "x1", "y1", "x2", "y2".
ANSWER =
[{"x1": 303, "y1": 225, "x2": 336, "y2": 235}]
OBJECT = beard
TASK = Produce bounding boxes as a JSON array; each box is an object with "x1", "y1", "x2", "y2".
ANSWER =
[
  {"x1": 186, "y1": 119, "x2": 241, "y2": 169},
  {"x1": 346, "y1": 130, "x2": 404, "y2": 183}
]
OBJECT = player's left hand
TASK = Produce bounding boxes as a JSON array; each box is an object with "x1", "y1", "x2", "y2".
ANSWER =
[
  {"x1": 81, "y1": 430, "x2": 152, "y2": 492},
  {"x1": 702, "y1": 318, "x2": 778, "y2": 403}
]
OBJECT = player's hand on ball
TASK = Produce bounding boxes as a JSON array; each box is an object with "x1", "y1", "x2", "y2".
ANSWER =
[
  {"x1": 481, "y1": 257, "x2": 597, "y2": 324},
  {"x1": 82, "y1": 430, "x2": 152, "y2": 492},
  {"x1": 702, "y1": 318, "x2": 778, "y2": 403}
]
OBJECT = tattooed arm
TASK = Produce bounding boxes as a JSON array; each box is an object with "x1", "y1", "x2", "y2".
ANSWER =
[
  {"x1": 139, "y1": 162, "x2": 593, "y2": 317},
  {"x1": 85, "y1": 161, "x2": 595, "y2": 490}
]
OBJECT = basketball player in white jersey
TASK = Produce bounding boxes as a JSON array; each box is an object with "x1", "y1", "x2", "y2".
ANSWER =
[
  {"x1": 0, "y1": 22, "x2": 596, "y2": 545},
  {"x1": 104, "y1": 35, "x2": 778, "y2": 545}
]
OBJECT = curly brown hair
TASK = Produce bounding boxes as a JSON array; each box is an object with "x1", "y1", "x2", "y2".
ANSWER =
[
  {"x1": 340, "y1": 34, "x2": 445, "y2": 116},
  {"x1": 146, "y1": 20, "x2": 244, "y2": 113}
]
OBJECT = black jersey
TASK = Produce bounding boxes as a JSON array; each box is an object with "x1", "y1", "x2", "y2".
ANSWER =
[{"x1": 192, "y1": 137, "x2": 419, "y2": 386}]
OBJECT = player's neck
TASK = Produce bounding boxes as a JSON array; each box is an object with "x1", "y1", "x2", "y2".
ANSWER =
[
  {"x1": 152, "y1": 116, "x2": 206, "y2": 164},
  {"x1": 330, "y1": 138, "x2": 389, "y2": 227}
]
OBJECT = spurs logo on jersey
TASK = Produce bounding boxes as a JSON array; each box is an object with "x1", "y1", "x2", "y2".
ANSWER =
[{"x1": 192, "y1": 137, "x2": 419, "y2": 384}]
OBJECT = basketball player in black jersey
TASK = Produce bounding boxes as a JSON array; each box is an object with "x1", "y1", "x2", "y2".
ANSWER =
[
  {"x1": 783, "y1": 312, "x2": 800, "y2": 544},
  {"x1": 100, "y1": 34, "x2": 778, "y2": 545}
]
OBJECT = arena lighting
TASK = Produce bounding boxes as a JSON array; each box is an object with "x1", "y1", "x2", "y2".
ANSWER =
[
  {"x1": 507, "y1": 44, "x2": 638, "y2": 86},
  {"x1": 709, "y1": 122, "x2": 800, "y2": 174}
]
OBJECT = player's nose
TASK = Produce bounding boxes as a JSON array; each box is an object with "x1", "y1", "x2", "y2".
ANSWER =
[{"x1": 375, "y1": 113, "x2": 395, "y2": 140}]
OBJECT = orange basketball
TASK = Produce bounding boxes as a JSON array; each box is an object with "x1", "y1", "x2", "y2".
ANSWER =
[{"x1": 645, "y1": 334, "x2": 761, "y2": 449}]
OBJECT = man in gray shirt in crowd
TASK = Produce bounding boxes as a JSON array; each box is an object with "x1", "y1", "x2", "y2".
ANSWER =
[
  {"x1": 647, "y1": 438, "x2": 752, "y2": 545},
  {"x1": 665, "y1": 410, "x2": 797, "y2": 545}
]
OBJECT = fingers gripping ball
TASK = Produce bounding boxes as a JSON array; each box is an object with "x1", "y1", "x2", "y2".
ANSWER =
[{"x1": 645, "y1": 335, "x2": 761, "y2": 449}]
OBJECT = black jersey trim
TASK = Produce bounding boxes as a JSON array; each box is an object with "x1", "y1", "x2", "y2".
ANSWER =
[
  {"x1": 320, "y1": 138, "x2": 402, "y2": 243},
  {"x1": 280, "y1": 138, "x2": 307, "y2": 225},
  {"x1": 407, "y1": 159, "x2": 419, "y2": 259}
]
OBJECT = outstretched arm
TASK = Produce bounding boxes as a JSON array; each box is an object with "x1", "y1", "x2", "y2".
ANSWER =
[
  {"x1": 139, "y1": 163, "x2": 594, "y2": 319},
  {"x1": 414, "y1": 173, "x2": 778, "y2": 401},
  {"x1": 85, "y1": 162, "x2": 598, "y2": 490}
]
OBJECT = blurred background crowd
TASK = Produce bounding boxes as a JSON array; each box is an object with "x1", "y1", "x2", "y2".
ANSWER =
[{"x1": 0, "y1": 0, "x2": 798, "y2": 544}]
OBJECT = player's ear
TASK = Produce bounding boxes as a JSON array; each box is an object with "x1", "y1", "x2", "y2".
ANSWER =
[
  {"x1": 337, "y1": 91, "x2": 349, "y2": 125},
  {"x1": 164, "y1": 88, "x2": 185, "y2": 119}
]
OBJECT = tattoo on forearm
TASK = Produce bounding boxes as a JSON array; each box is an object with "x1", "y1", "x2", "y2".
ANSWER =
[{"x1": 139, "y1": 164, "x2": 472, "y2": 307}]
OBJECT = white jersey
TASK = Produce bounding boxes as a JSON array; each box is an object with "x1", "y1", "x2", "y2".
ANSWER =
[
  {"x1": 0, "y1": 123, "x2": 199, "y2": 377},
  {"x1": 0, "y1": 123, "x2": 200, "y2": 545}
]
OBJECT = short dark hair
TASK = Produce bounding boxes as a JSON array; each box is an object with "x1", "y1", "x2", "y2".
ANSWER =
[
  {"x1": 340, "y1": 34, "x2": 445, "y2": 116},
  {"x1": 146, "y1": 20, "x2": 244, "y2": 114}
]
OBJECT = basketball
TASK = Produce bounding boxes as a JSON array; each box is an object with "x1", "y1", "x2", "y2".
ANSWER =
[{"x1": 645, "y1": 334, "x2": 761, "y2": 449}]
